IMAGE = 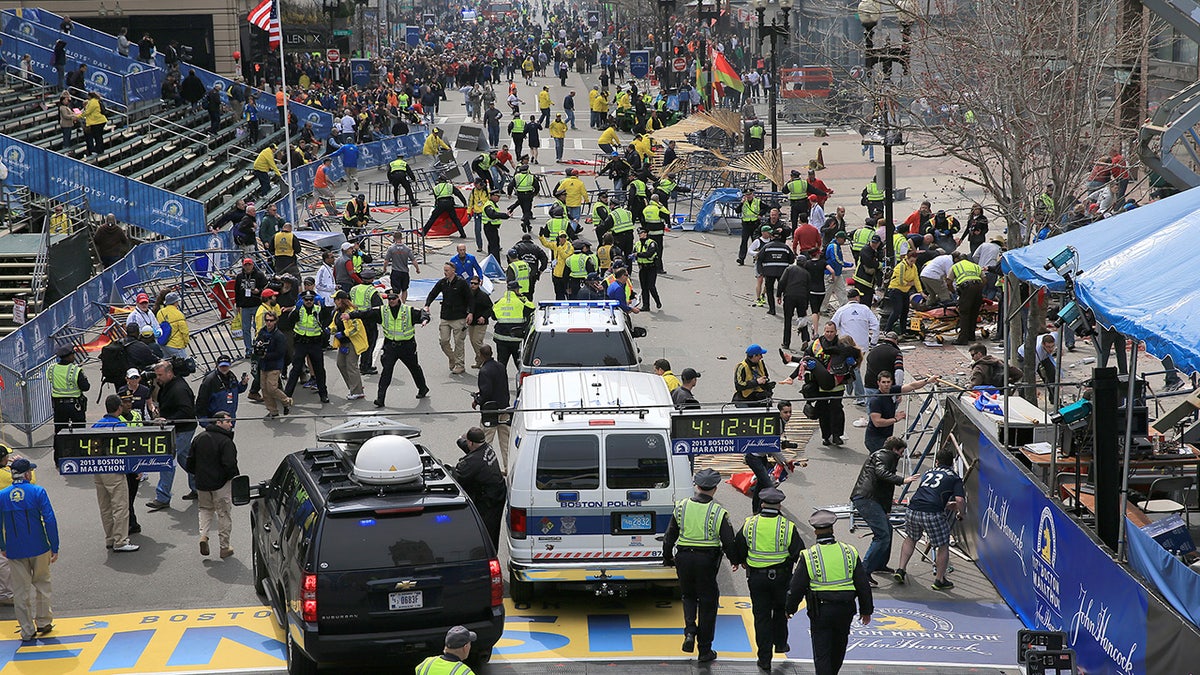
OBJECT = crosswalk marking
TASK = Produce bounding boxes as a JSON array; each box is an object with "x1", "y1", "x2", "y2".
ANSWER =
[{"x1": 572, "y1": 138, "x2": 583, "y2": 149}]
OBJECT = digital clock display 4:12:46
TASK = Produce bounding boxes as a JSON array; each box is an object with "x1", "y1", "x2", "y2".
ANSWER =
[
  {"x1": 57, "y1": 428, "x2": 175, "y2": 459},
  {"x1": 671, "y1": 413, "x2": 782, "y2": 439}
]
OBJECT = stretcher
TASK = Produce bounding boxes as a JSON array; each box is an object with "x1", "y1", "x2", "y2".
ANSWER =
[{"x1": 908, "y1": 297, "x2": 1000, "y2": 343}]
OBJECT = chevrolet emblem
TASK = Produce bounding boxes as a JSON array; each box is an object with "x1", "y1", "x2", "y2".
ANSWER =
[{"x1": 394, "y1": 580, "x2": 417, "y2": 591}]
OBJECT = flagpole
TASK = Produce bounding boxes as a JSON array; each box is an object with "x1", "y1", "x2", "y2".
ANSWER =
[{"x1": 273, "y1": 2, "x2": 296, "y2": 226}]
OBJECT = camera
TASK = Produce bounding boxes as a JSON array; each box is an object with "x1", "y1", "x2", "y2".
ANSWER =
[{"x1": 456, "y1": 437, "x2": 470, "y2": 453}]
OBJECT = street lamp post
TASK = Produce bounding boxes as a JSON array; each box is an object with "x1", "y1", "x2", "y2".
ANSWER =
[
  {"x1": 697, "y1": 0, "x2": 721, "y2": 109},
  {"x1": 754, "y1": 0, "x2": 792, "y2": 190},
  {"x1": 657, "y1": 0, "x2": 676, "y2": 85}
]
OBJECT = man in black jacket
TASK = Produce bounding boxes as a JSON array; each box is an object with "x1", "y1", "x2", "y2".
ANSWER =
[
  {"x1": 758, "y1": 231, "x2": 795, "y2": 317},
  {"x1": 424, "y1": 262, "x2": 473, "y2": 374},
  {"x1": 349, "y1": 292, "x2": 431, "y2": 407},
  {"x1": 185, "y1": 412, "x2": 239, "y2": 559},
  {"x1": 120, "y1": 324, "x2": 159, "y2": 372},
  {"x1": 850, "y1": 437, "x2": 919, "y2": 579},
  {"x1": 473, "y1": 345, "x2": 510, "y2": 468},
  {"x1": 147, "y1": 360, "x2": 197, "y2": 511},
  {"x1": 451, "y1": 427, "x2": 507, "y2": 550},
  {"x1": 234, "y1": 258, "x2": 267, "y2": 358},
  {"x1": 777, "y1": 259, "x2": 812, "y2": 349}
]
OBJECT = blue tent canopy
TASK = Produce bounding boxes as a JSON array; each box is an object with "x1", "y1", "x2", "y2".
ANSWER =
[{"x1": 1001, "y1": 187, "x2": 1200, "y2": 375}]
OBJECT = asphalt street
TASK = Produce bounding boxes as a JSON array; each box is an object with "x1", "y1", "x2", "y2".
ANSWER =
[{"x1": 0, "y1": 59, "x2": 1050, "y2": 674}]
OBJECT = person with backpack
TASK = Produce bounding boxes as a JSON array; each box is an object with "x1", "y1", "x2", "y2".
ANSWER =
[
  {"x1": 125, "y1": 293, "x2": 160, "y2": 340},
  {"x1": 204, "y1": 83, "x2": 224, "y2": 136},
  {"x1": 194, "y1": 356, "x2": 249, "y2": 426},
  {"x1": 155, "y1": 292, "x2": 190, "y2": 360},
  {"x1": 968, "y1": 343, "x2": 1021, "y2": 388},
  {"x1": 100, "y1": 325, "x2": 156, "y2": 390}
]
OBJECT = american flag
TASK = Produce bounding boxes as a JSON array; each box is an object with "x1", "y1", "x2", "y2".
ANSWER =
[{"x1": 248, "y1": 0, "x2": 281, "y2": 50}]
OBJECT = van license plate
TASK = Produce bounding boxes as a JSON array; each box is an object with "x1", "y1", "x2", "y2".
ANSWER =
[
  {"x1": 619, "y1": 512, "x2": 654, "y2": 532},
  {"x1": 388, "y1": 591, "x2": 423, "y2": 610}
]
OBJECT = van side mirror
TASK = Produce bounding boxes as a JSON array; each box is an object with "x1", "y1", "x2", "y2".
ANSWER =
[{"x1": 231, "y1": 475, "x2": 261, "y2": 506}]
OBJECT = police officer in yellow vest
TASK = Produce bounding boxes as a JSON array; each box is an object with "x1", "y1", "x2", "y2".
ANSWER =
[
  {"x1": 49, "y1": 345, "x2": 90, "y2": 463},
  {"x1": 504, "y1": 249, "x2": 533, "y2": 298},
  {"x1": 861, "y1": 178, "x2": 886, "y2": 218},
  {"x1": 786, "y1": 509, "x2": 874, "y2": 675},
  {"x1": 642, "y1": 194, "x2": 670, "y2": 274},
  {"x1": 663, "y1": 468, "x2": 737, "y2": 664},
  {"x1": 506, "y1": 164, "x2": 539, "y2": 233},
  {"x1": 850, "y1": 221, "x2": 875, "y2": 264},
  {"x1": 281, "y1": 290, "x2": 330, "y2": 403},
  {"x1": 653, "y1": 175, "x2": 678, "y2": 205},
  {"x1": 747, "y1": 118, "x2": 766, "y2": 153},
  {"x1": 480, "y1": 188, "x2": 511, "y2": 262},
  {"x1": 608, "y1": 204, "x2": 636, "y2": 261},
  {"x1": 387, "y1": 156, "x2": 417, "y2": 206},
  {"x1": 350, "y1": 271, "x2": 383, "y2": 375},
  {"x1": 347, "y1": 291, "x2": 431, "y2": 406},
  {"x1": 733, "y1": 344, "x2": 773, "y2": 404},
  {"x1": 626, "y1": 173, "x2": 649, "y2": 228},
  {"x1": 738, "y1": 188, "x2": 763, "y2": 265},
  {"x1": 491, "y1": 280, "x2": 535, "y2": 369},
  {"x1": 421, "y1": 174, "x2": 468, "y2": 238},
  {"x1": 416, "y1": 625, "x2": 479, "y2": 675},
  {"x1": 544, "y1": 204, "x2": 571, "y2": 241},
  {"x1": 733, "y1": 487, "x2": 804, "y2": 673},
  {"x1": 342, "y1": 193, "x2": 371, "y2": 238},
  {"x1": 565, "y1": 240, "x2": 598, "y2": 298},
  {"x1": 949, "y1": 252, "x2": 985, "y2": 345}
]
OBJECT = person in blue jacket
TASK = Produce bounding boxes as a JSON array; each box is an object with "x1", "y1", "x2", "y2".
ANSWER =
[
  {"x1": 0, "y1": 458, "x2": 59, "y2": 642},
  {"x1": 327, "y1": 140, "x2": 361, "y2": 191},
  {"x1": 194, "y1": 356, "x2": 250, "y2": 426}
]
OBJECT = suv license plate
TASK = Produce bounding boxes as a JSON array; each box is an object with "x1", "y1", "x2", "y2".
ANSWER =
[
  {"x1": 388, "y1": 591, "x2": 423, "y2": 611},
  {"x1": 620, "y1": 512, "x2": 653, "y2": 532}
]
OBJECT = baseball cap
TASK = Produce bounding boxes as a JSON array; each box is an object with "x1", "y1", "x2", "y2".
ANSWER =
[
  {"x1": 261, "y1": 289, "x2": 278, "y2": 298},
  {"x1": 333, "y1": 289, "x2": 350, "y2": 300},
  {"x1": 507, "y1": 280, "x2": 521, "y2": 290},
  {"x1": 10, "y1": 458, "x2": 36, "y2": 475},
  {"x1": 135, "y1": 293, "x2": 150, "y2": 303},
  {"x1": 165, "y1": 292, "x2": 181, "y2": 304},
  {"x1": 680, "y1": 367, "x2": 701, "y2": 381},
  {"x1": 761, "y1": 225, "x2": 773, "y2": 233},
  {"x1": 217, "y1": 355, "x2": 233, "y2": 367},
  {"x1": 745, "y1": 344, "x2": 768, "y2": 356},
  {"x1": 880, "y1": 331, "x2": 900, "y2": 343},
  {"x1": 870, "y1": 235, "x2": 882, "y2": 243},
  {"x1": 341, "y1": 242, "x2": 354, "y2": 251},
  {"x1": 834, "y1": 231, "x2": 847, "y2": 239},
  {"x1": 846, "y1": 287, "x2": 860, "y2": 298},
  {"x1": 445, "y1": 626, "x2": 477, "y2": 649},
  {"x1": 140, "y1": 325, "x2": 155, "y2": 337},
  {"x1": 242, "y1": 257, "x2": 254, "y2": 265},
  {"x1": 301, "y1": 290, "x2": 317, "y2": 300},
  {"x1": 125, "y1": 367, "x2": 141, "y2": 379}
]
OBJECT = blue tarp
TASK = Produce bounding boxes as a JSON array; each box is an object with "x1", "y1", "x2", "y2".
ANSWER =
[
  {"x1": 1127, "y1": 516, "x2": 1200, "y2": 630},
  {"x1": 693, "y1": 187, "x2": 743, "y2": 232},
  {"x1": 1000, "y1": 187, "x2": 1200, "y2": 375}
]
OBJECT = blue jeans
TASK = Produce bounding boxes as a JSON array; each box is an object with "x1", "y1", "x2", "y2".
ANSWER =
[
  {"x1": 554, "y1": 137, "x2": 564, "y2": 160},
  {"x1": 474, "y1": 213, "x2": 484, "y2": 251},
  {"x1": 162, "y1": 345, "x2": 189, "y2": 360},
  {"x1": 565, "y1": 109, "x2": 576, "y2": 128},
  {"x1": 156, "y1": 428, "x2": 196, "y2": 503},
  {"x1": 240, "y1": 307, "x2": 257, "y2": 356},
  {"x1": 853, "y1": 497, "x2": 892, "y2": 574},
  {"x1": 849, "y1": 364, "x2": 865, "y2": 400}
]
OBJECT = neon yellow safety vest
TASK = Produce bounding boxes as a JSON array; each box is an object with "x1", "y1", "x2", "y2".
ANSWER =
[
  {"x1": 743, "y1": 514, "x2": 794, "y2": 568},
  {"x1": 786, "y1": 179, "x2": 809, "y2": 200},
  {"x1": 566, "y1": 252, "x2": 590, "y2": 279},
  {"x1": 478, "y1": 154, "x2": 495, "y2": 170},
  {"x1": 514, "y1": 172, "x2": 535, "y2": 192},
  {"x1": 388, "y1": 158, "x2": 408, "y2": 172},
  {"x1": 865, "y1": 181, "x2": 885, "y2": 202},
  {"x1": 508, "y1": 259, "x2": 531, "y2": 294},
  {"x1": 547, "y1": 217, "x2": 570, "y2": 238},
  {"x1": 434, "y1": 182, "x2": 454, "y2": 199},
  {"x1": 510, "y1": 118, "x2": 525, "y2": 134},
  {"x1": 742, "y1": 198, "x2": 762, "y2": 222},
  {"x1": 951, "y1": 260, "x2": 983, "y2": 284},
  {"x1": 610, "y1": 208, "x2": 634, "y2": 233},
  {"x1": 123, "y1": 409, "x2": 143, "y2": 427},
  {"x1": 892, "y1": 233, "x2": 907, "y2": 255},
  {"x1": 415, "y1": 655, "x2": 474, "y2": 675},
  {"x1": 749, "y1": 124, "x2": 764, "y2": 139},
  {"x1": 673, "y1": 499, "x2": 726, "y2": 548},
  {"x1": 293, "y1": 305, "x2": 323, "y2": 337},
  {"x1": 482, "y1": 199, "x2": 502, "y2": 226},
  {"x1": 48, "y1": 363, "x2": 82, "y2": 398},
  {"x1": 493, "y1": 292, "x2": 531, "y2": 323},
  {"x1": 352, "y1": 253, "x2": 364, "y2": 274},
  {"x1": 634, "y1": 239, "x2": 657, "y2": 265},
  {"x1": 351, "y1": 284, "x2": 377, "y2": 311},
  {"x1": 630, "y1": 179, "x2": 647, "y2": 198},
  {"x1": 380, "y1": 305, "x2": 415, "y2": 342},
  {"x1": 1038, "y1": 193, "x2": 1055, "y2": 212},
  {"x1": 642, "y1": 204, "x2": 664, "y2": 225},
  {"x1": 804, "y1": 541, "x2": 859, "y2": 592},
  {"x1": 657, "y1": 179, "x2": 676, "y2": 196},
  {"x1": 851, "y1": 226, "x2": 874, "y2": 252}
]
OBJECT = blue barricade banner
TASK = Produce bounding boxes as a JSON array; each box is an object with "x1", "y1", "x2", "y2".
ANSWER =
[
  {"x1": 0, "y1": 33, "x2": 124, "y2": 102},
  {"x1": 1126, "y1": 516, "x2": 1200, "y2": 630},
  {"x1": 975, "y1": 432, "x2": 1148, "y2": 674},
  {"x1": 126, "y1": 68, "x2": 165, "y2": 103},
  {"x1": 2, "y1": 10, "x2": 155, "y2": 77},
  {"x1": 350, "y1": 58, "x2": 371, "y2": 87},
  {"x1": 187, "y1": 66, "x2": 332, "y2": 139},
  {"x1": 0, "y1": 134, "x2": 205, "y2": 238}
]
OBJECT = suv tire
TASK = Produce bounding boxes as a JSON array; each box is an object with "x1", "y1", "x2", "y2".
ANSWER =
[
  {"x1": 287, "y1": 633, "x2": 318, "y2": 675},
  {"x1": 468, "y1": 646, "x2": 494, "y2": 667},
  {"x1": 509, "y1": 570, "x2": 533, "y2": 604}
]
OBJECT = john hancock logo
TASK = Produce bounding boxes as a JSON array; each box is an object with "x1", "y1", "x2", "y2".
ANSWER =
[
  {"x1": 16, "y1": 21, "x2": 35, "y2": 37},
  {"x1": 1032, "y1": 506, "x2": 1062, "y2": 629},
  {"x1": 849, "y1": 606, "x2": 1003, "y2": 657},
  {"x1": 3, "y1": 145, "x2": 29, "y2": 177}
]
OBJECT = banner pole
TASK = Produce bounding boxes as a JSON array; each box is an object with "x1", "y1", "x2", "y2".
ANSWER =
[{"x1": 275, "y1": 3, "x2": 296, "y2": 223}]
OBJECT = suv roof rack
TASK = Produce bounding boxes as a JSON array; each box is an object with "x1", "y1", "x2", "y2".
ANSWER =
[
  {"x1": 552, "y1": 407, "x2": 649, "y2": 421},
  {"x1": 303, "y1": 445, "x2": 461, "y2": 503},
  {"x1": 537, "y1": 299, "x2": 620, "y2": 327}
]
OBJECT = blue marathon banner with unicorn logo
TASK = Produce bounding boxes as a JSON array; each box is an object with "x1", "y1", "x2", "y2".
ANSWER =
[{"x1": 0, "y1": 134, "x2": 206, "y2": 238}]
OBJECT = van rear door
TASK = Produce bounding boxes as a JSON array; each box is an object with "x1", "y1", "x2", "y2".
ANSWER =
[
  {"x1": 526, "y1": 433, "x2": 606, "y2": 565},
  {"x1": 601, "y1": 431, "x2": 672, "y2": 563}
]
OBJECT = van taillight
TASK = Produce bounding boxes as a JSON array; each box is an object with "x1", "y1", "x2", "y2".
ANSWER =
[
  {"x1": 518, "y1": 372, "x2": 530, "y2": 386},
  {"x1": 302, "y1": 573, "x2": 318, "y2": 623},
  {"x1": 509, "y1": 507, "x2": 527, "y2": 540},
  {"x1": 489, "y1": 558, "x2": 503, "y2": 607},
  {"x1": 566, "y1": 328, "x2": 593, "y2": 333}
]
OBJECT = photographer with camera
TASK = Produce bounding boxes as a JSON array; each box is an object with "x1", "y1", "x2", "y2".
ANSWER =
[
  {"x1": 450, "y1": 428, "x2": 507, "y2": 551},
  {"x1": 733, "y1": 344, "x2": 774, "y2": 406}
]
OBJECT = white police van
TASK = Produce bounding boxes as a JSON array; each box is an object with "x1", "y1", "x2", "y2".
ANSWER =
[
  {"x1": 506, "y1": 369, "x2": 690, "y2": 602},
  {"x1": 517, "y1": 300, "x2": 641, "y2": 388}
]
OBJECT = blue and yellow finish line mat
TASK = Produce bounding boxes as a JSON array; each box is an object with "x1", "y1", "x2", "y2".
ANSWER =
[{"x1": 0, "y1": 598, "x2": 1020, "y2": 672}]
